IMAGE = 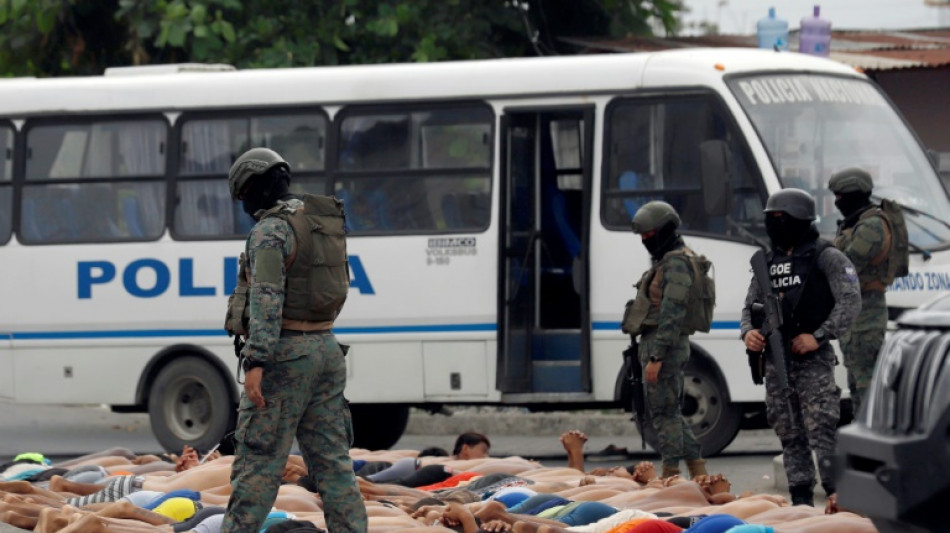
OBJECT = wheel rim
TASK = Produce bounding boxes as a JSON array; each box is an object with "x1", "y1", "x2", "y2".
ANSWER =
[
  {"x1": 682, "y1": 370, "x2": 723, "y2": 440},
  {"x1": 162, "y1": 375, "x2": 213, "y2": 441}
]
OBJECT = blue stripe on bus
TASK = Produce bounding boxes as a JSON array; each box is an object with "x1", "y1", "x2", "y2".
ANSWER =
[
  {"x1": 8, "y1": 321, "x2": 740, "y2": 340},
  {"x1": 8, "y1": 323, "x2": 499, "y2": 340},
  {"x1": 591, "y1": 321, "x2": 741, "y2": 330}
]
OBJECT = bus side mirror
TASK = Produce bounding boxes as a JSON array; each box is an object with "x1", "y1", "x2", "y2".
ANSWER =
[{"x1": 700, "y1": 139, "x2": 731, "y2": 217}]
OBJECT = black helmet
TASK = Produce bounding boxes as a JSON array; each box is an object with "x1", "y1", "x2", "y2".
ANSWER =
[
  {"x1": 227, "y1": 148, "x2": 290, "y2": 200},
  {"x1": 631, "y1": 201, "x2": 681, "y2": 234},
  {"x1": 828, "y1": 168, "x2": 874, "y2": 194},
  {"x1": 764, "y1": 188, "x2": 816, "y2": 221}
]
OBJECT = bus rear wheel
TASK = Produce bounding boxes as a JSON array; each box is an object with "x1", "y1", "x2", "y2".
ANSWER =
[
  {"x1": 349, "y1": 404, "x2": 410, "y2": 450},
  {"x1": 148, "y1": 356, "x2": 235, "y2": 454}
]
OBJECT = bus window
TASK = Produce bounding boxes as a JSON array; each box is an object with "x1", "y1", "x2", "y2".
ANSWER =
[
  {"x1": 336, "y1": 105, "x2": 492, "y2": 234},
  {"x1": 21, "y1": 119, "x2": 166, "y2": 244},
  {"x1": 0, "y1": 124, "x2": 11, "y2": 244},
  {"x1": 603, "y1": 95, "x2": 765, "y2": 238},
  {"x1": 175, "y1": 112, "x2": 328, "y2": 239}
]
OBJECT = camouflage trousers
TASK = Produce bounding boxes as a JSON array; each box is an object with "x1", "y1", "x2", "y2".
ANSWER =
[
  {"x1": 640, "y1": 330, "x2": 702, "y2": 471},
  {"x1": 221, "y1": 333, "x2": 367, "y2": 533},
  {"x1": 764, "y1": 347, "x2": 840, "y2": 492},
  {"x1": 840, "y1": 291, "x2": 887, "y2": 416}
]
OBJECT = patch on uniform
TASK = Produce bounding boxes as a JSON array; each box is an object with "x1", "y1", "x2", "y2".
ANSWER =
[{"x1": 844, "y1": 266, "x2": 858, "y2": 282}]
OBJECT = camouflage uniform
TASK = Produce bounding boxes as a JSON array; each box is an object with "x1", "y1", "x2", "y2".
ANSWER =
[
  {"x1": 221, "y1": 198, "x2": 367, "y2": 533},
  {"x1": 638, "y1": 239, "x2": 702, "y2": 475},
  {"x1": 834, "y1": 211, "x2": 889, "y2": 415},
  {"x1": 740, "y1": 245, "x2": 860, "y2": 497}
]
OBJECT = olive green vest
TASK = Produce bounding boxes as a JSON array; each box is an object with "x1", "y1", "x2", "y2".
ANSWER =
[
  {"x1": 261, "y1": 194, "x2": 350, "y2": 323},
  {"x1": 834, "y1": 206, "x2": 894, "y2": 292},
  {"x1": 621, "y1": 247, "x2": 715, "y2": 336}
]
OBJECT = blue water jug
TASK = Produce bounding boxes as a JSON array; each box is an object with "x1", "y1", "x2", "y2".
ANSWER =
[
  {"x1": 799, "y1": 5, "x2": 831, "y2": 57},
  {"x1": 757, "y1": 7, "x2": 789, "y2": 51}
]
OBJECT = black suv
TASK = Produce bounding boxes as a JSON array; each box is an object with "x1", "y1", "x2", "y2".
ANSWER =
[{"x1": 835, "y1": 293, "x2": 950, "y2": 533}]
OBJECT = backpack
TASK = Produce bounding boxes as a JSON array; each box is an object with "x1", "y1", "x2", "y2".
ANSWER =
[
  {"x1": 879, "y1": 198, "x2": 910, "y2": 284},
  {"x1": 682, "y1": 252, "x2": 716, "y2": 334}
]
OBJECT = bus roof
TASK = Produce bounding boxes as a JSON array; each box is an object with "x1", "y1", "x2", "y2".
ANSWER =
[{"x1": 0, "y1": 48, "x2": 862, "y2": 116}]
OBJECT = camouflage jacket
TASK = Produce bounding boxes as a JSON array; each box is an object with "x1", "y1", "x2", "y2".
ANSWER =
[
  {"x1": 242, "y1": 198, "x2": 303, "y2": 365},
  {"x1": 834, "y1": 207, "x2": 890, "y2": 293}
]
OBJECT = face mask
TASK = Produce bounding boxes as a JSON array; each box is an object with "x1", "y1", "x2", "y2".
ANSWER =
[
  {"x1": 834, "y1": 191, "x2": 871, "y2": 219},
  {"x1": 765, "y1": 214, "x2": 811, "y2": 251},
  {"x1": 240, "y1": 170, "x2": 290, "y2": 219},
  {"x1": 642, "y1": 222, "x2": 678, "y2": 258}
]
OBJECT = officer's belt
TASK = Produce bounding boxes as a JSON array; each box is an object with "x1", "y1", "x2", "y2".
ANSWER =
[{"x1": 280, "y1": 329, "x2": 332, "y2": 337}]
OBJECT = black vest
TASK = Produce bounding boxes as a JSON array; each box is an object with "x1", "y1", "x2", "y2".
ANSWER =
[{"x1": 768, "y1": 239, "x2": 834, "y2": 339}]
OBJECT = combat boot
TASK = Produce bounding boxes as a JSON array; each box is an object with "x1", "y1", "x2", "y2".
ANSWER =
[
  {"x1": 789, "y1": 485, "x2": 814, "y2": 506},
  {"x1": 661, "y1": 464, "x2": 681, "y2": 479},
  {"x1": 686, "y1": 459, "x2": 708, "y2": 478}
]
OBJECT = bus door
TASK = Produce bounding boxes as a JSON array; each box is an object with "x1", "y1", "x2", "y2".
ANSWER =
[
  {"x1": 498, "y1": 108, "x2": 593, "y2": 395},
  {"x1": 0, "y1": 332, "x2": 10, "y2": 399}
]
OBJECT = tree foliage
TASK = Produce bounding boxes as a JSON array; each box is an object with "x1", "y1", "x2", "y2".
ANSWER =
[{"x1": 0, "y1": 0, "x2": 683, "y2": 77}]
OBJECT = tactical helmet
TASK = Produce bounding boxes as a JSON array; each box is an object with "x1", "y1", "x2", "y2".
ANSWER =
[
  {"x1": 227, "y1": 148, "x2": 290, "y2": 200},
  {"x1": 828, "y1": 168, "x2": 874, "y2": 194},
  {"x1": 631, "y1": 201, "x2": 681, "y2": 234},
  {"x1": 763, "y1": 188, "x2": 816, "y2": 221}
]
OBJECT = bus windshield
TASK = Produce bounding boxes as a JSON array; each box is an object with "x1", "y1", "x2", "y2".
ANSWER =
[{"x1": 728, "y1": 73, "x2": 950, "y2": 249}]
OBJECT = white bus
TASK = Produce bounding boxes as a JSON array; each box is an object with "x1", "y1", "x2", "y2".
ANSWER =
[{"x1": 1, "y1": 49, "x2": 947, "y2": 456}]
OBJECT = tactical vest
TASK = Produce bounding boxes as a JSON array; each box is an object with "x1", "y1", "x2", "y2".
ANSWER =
[
  {"x1": 621, "y1": 246, "x2": 715, "y2": 336},
  {"x1": 224, "y1": 251, "x2": 251, "y2": 336},
  {"x1": 769, "y1": 239, "x2": 834, "y2": 338},
  {"x1": 260, "y1": 194, "x2": 350, "y2": 323},
  {"x1": 834, "y1": 202, "x2": 909, "y2": 292}
]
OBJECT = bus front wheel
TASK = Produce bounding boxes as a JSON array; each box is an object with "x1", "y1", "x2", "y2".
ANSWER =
[
  {"x1": 349, "y1": 404, "x2": 410, "y2": 450},
  {"x1": 626, "y1": 360, "x2": 740, "y2": 457},
  {"x1": 148, "y1": 356, "x2": 235, "y2": 454},
  {"x1": 683, "y1": 359, "x2": 741, "y2": 457}
]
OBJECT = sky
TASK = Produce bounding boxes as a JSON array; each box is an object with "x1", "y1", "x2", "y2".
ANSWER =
[{"x1": 679, "y1": 0, "x2": 950, "y2": 35}]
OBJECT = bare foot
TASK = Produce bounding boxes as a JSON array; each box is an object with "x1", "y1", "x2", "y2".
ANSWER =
[
  {"x1": 1, "y1": 510, "x2": 39, "y2": 529},
  {"x1": 34, "y1": 507, "x2": 72, "y2": 533},
  {"x1": 558, "y1": 430, "x2": 588, "y2": 451},
  {"x1": 474, "y1": 500, "x2": 508, "y2": 523},
  {"x1": 632, "y1": 461, "x2": 657, "y2": 484},
  {"x1": 825, "y1": 493, "x2": 839, "y2": 514},
  {"x1": 482, "y1": 519, "x2": 513, "y2": 532}
]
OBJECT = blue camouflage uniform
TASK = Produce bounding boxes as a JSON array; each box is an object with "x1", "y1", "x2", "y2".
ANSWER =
[
  {"x1": 221, "y1": 198, "x2": 367, "y2": 533},
  {"x1": 740, "y1": 243, "x2": 860, "y2": 499}
]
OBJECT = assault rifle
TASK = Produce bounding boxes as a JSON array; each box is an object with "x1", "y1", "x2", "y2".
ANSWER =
[
  {"x1": 623, "y1": 337, "x2": 651, "y2": 449},
  {"x1": 749, "y1": 249, "x2": 797, "y2": 428}
]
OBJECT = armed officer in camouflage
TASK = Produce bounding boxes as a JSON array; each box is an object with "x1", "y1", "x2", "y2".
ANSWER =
[
  {"x1": 623, "y1": 201, "x2": 708, "y2": 480},
  {"x1": 221, "y1": 148, "x2": 366, "y2": 533},
  {"x1": 741, "y1": 189, "x2": 861, "y2": 507},
  {"x1": 828, "y1": 168, "x2": 896, "y2": 416}
]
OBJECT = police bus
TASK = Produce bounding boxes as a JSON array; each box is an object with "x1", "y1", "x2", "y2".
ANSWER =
[{"x1": 1, "y1": 49, "x2": 948, "y2": 455}]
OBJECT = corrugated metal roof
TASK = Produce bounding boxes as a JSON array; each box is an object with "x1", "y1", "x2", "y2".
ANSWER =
[{"x1": 563, "y1": 28, "x2": 950, "y2": 71}]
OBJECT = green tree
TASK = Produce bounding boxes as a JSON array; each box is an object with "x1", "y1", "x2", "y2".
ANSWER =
[{"x1": 0, "y1": 0, "x2": 682, "y2": 77}]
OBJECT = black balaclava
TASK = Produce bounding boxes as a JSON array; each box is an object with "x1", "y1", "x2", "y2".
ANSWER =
[
  {"x1": 642, "y1": 221, "x2": 680, "y2": 259},
  {"x1": 765, "y1": 213, "x2": 814, "y2": 251},
  {"x1": 242, "y1": 166, "x2": 292, "y2": 219},
  {"x1": 835, "y1": 191, "x2": 872, "y2": 229}
]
